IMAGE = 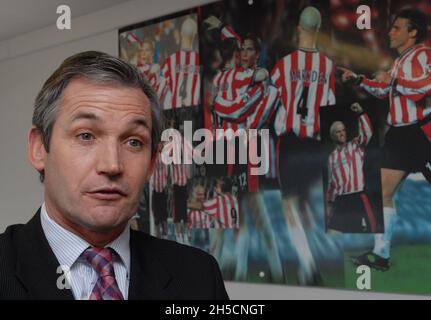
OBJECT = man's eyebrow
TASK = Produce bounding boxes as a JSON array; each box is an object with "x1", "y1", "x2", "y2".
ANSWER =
[
  {"x1": 70, "y1": 111, "x2": 100, "y2": 123},
  {"x1": 70, "y1": 111, "x2": 150, "y2": 131},
  {"x1": 129, "y1": 118, "x2": 151, "y2": 132}
]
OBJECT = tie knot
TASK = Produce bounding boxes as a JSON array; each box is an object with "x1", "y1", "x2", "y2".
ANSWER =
[{"x1": 82, "y1": 247, "x2": 115, "y2": 277}]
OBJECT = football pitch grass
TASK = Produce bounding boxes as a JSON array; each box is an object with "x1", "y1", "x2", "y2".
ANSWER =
[
  {"x1": 224, "y1": 244, "x2": 431, "y2": 296},
  {"x1": 344, "y1": 244, "x2": 431, "y2": 295},
  {"x1": 235, "y1": 261, "x2": 345, "y2": 288}
]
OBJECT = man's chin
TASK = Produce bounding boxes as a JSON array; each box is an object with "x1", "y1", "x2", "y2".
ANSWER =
[
  {"x1": 83, "y1": 219, "x2": 128, "y2": 233},
  {"x1": 82, "y1": 208, "x2": 130, "y2": 232}
]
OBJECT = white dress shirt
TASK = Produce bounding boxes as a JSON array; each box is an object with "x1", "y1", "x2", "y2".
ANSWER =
[{"x1": 40, "y1": 203, "x2": 131, "y2": 300}]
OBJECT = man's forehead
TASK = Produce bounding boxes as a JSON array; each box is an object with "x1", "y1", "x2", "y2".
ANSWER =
[
  {"x1": 333, "y1": 122, "x2": 345, "y2": 130},
  {"x1": 54, "y1": 80, "x2": 152, "y2": 131},
  {"x1": 242, "y1": 40, "x2": 255, "y2": 49},
  {"x1": 60, "y1": 78, "x2": 150, "y2": 111},
  {"x1": 393, "y1": 17, "x2": 409, "y2": 28}
]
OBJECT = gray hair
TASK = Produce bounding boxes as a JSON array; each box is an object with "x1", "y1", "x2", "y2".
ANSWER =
[{"x1": 32, "y1": 51, "x2": 163, "y2": 182}]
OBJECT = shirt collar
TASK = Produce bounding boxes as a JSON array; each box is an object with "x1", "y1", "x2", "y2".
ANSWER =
[
  {"x1": 298, "y1": 47, "x2": 318, "y2": 53},
  {"x1": 40, "y1": 202, "x2": 131, "y2": 273},
  {"x1": 399, "y1": 43, "x2": 423, "y2": 59}
]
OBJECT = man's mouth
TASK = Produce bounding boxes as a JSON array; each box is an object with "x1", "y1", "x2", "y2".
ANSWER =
[{"x1": 86, "y1": 187, "x2": 127, "y2": 201}]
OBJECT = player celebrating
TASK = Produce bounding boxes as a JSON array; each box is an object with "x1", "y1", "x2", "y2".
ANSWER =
[
  {"x1": 271, "y1": 6, "x2": 336, "y2": 285},
  {"x1": 326, "y1": 103, "x2": 376, "y2": 233},
  {"x1": 339, "y1": 9, "x2": 431, "y2": 270}
]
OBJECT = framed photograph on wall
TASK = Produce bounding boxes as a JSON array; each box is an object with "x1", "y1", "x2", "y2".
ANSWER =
[{"x1": 119, "y1": 0, "x2": 431, "y2": 296}]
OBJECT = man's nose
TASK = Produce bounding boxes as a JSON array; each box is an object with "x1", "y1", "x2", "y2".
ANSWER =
[{"x1": 96, "y1": 140, "x2": 124, "y2": 177}]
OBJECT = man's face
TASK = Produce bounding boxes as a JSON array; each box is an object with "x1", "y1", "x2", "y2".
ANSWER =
[
  {"x1": 40, "y1": 78, "x2": 154, "y2": 233},
  {"x1": 193, "y1": 185, "x2": 205, "y2": 202},
  {"x1": 332, "y1": 122, "x2": 347, "y2": 145},
  {"x1": 241, "y1": 39, "x2": 259, "y2": 68},
  {"x1": 140, "y1": 42, "x2": 154, "y2": 65},
  {"x1": 388, "y1": 18, "x2": 416, "y2": 52}
]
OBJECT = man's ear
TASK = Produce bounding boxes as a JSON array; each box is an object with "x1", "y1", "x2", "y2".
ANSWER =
[
  {"x1": 409, "y1": 29, "x2": 418, "y2": 40},
  {"x1": 27, "y1": 126, "x2": 47, "y2": 174}
]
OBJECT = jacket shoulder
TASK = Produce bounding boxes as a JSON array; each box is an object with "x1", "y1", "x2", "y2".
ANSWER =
[
  {"x1": 0, "y1": 223, "x2": 25, "y2": 258},
  {"x1": 0, "y1": 224, "x2": 26, "y2": 299},
  {"x1": 131, "y1": 230, "x2": 229, "y2": 299}
]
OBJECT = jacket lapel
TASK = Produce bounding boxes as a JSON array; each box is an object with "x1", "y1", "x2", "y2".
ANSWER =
[
  {"x1": 14, "y1": 211, "x2": 173, "y2": 300},
  {"x1": 15, "y1": 210, "x2": 74, "y2": 300},
  {"x1": 128, "y1": 231, "x2": 175, "y2": 300}
]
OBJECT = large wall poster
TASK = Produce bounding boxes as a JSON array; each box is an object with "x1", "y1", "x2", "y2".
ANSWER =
[{"x1": 120, "y1": 0, "x2": 431, "y2": 295}]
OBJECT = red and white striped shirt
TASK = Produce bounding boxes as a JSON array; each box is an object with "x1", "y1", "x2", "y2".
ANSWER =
[
  {"x1": 162, "y1": 131, "x2": 193, "y2": 187},
  {"x1": 203, "y1": 193, "x2": 239, "y2": 229},
  {"x1": 360, "y1": 44, "x2": 431, "y2": 126},
  {"x1": 171, "y1": 163, "x2": 191, "y2": 186},
  {"x1": 326, "y1": 114, "x2": 373, "y2": 202},
  {"x1": 159, "y1": 50, "x2": 201, "y2": 109},
  {"x1": 125, "y1": 32, "x2": 140, "y2": 45},
  {"x1": 137, "y1": 63, "x2": 159, "y2": 92},
  {"x1": 150, "y1": 154, "x2": 168, "y2": 193},
  {"x1": 214, "y1": 81, "x2": 280, "y2": 130},
  {"x1": 272, "y1": 48, "x2": 336, "y2": 139},
  {"x1": 220, "y1": 25, "x2": 241, "y2": 43},
  {"x1": 187, "y1": 209, "x2": 210, "y2": 229},
  {"x1": 212, "y1": 67, "x2": 254, "y2": 132}
]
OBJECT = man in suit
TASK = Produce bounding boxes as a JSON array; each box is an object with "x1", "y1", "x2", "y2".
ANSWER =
[{"x1": 0, "y1": 51, "x2": 229, "y2": 300}]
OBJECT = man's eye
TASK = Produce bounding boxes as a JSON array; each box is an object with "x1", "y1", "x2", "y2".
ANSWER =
[
  {"x1": 128, "y1": 139, "x2": 143, "y2": 148},
  {"x1": 78, "y1": 133, "x2": 93, "y2": 140}
]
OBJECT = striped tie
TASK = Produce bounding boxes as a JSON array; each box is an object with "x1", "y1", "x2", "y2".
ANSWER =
[{"x1": 82, "y1": 247, "x2": 124, "y2": 300}]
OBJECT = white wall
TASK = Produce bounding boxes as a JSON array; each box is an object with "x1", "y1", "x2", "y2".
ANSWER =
[
  {"x1": 0, "y1": 0, "x2": 429, "y2": 300},
  {"x1": 0, "y1": 0, "x2": 213, "y2": 231}
]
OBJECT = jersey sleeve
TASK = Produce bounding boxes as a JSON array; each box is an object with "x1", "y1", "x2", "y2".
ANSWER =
[
  {"x1": 270, "y1": 62, "x2": 283, "y2": 90},
  {"x1": 353, "y1": 113, "x2": 373, "y2": 146},
  {"x1": 360, "y1": 77, "x2": 391, "y2": 99},
  {"x1": 203, "y1": 197, "x2": 218, "y2": 215},
  {"x1": 247, "y1": 84, "x2": 280, "y2": 129},
  {"x1": 220, "y1": 25, "x2": 241, "y2": 43},
  {"x1": 213, "y1": 84, "x2": 263, "y2": 121}
]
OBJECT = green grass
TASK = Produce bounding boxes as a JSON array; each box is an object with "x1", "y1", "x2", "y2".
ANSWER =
[
  {"x1": 344, "y1": 244, "x2": 431, "y2": 295},
  {"x1": 227, "y1": 261, "x2": 345, "y2": 288}
]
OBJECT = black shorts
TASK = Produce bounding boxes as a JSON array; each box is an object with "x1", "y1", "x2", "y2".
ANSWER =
[
  {"x1": 152, "y1": 191, "x2": 168, "y2": 225},
  {"x1": 277, "y1": 134, "x2": 324, "y2": 197},
  {"x1": 328, "y1": 192, "x2": 378, "y2": 233},
  {"x1": 382, "y1": 120, "x2": 431, "y2": 173},
  {"x1": 173, "y1": 185, "x2": 188, "y2": 222}
]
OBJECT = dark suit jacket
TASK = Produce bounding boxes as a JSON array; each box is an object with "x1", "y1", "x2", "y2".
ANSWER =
[{"x1": 0, "y1": 210, "x2": 229, "y2": 300}]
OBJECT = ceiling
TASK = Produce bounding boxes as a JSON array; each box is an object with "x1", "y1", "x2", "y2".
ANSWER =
[{"x1": 0, "y1": 0, "x2": 129, "y2": 42}]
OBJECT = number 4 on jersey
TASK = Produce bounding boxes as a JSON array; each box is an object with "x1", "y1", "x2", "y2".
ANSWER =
[{"x1": 297, "y1": 86, "x2": 309, "y2": 122}]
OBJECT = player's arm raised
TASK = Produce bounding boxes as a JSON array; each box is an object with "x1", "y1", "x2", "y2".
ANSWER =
[{"x1": 351, "y1": 103, "x2": 373, "y2": 146}]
